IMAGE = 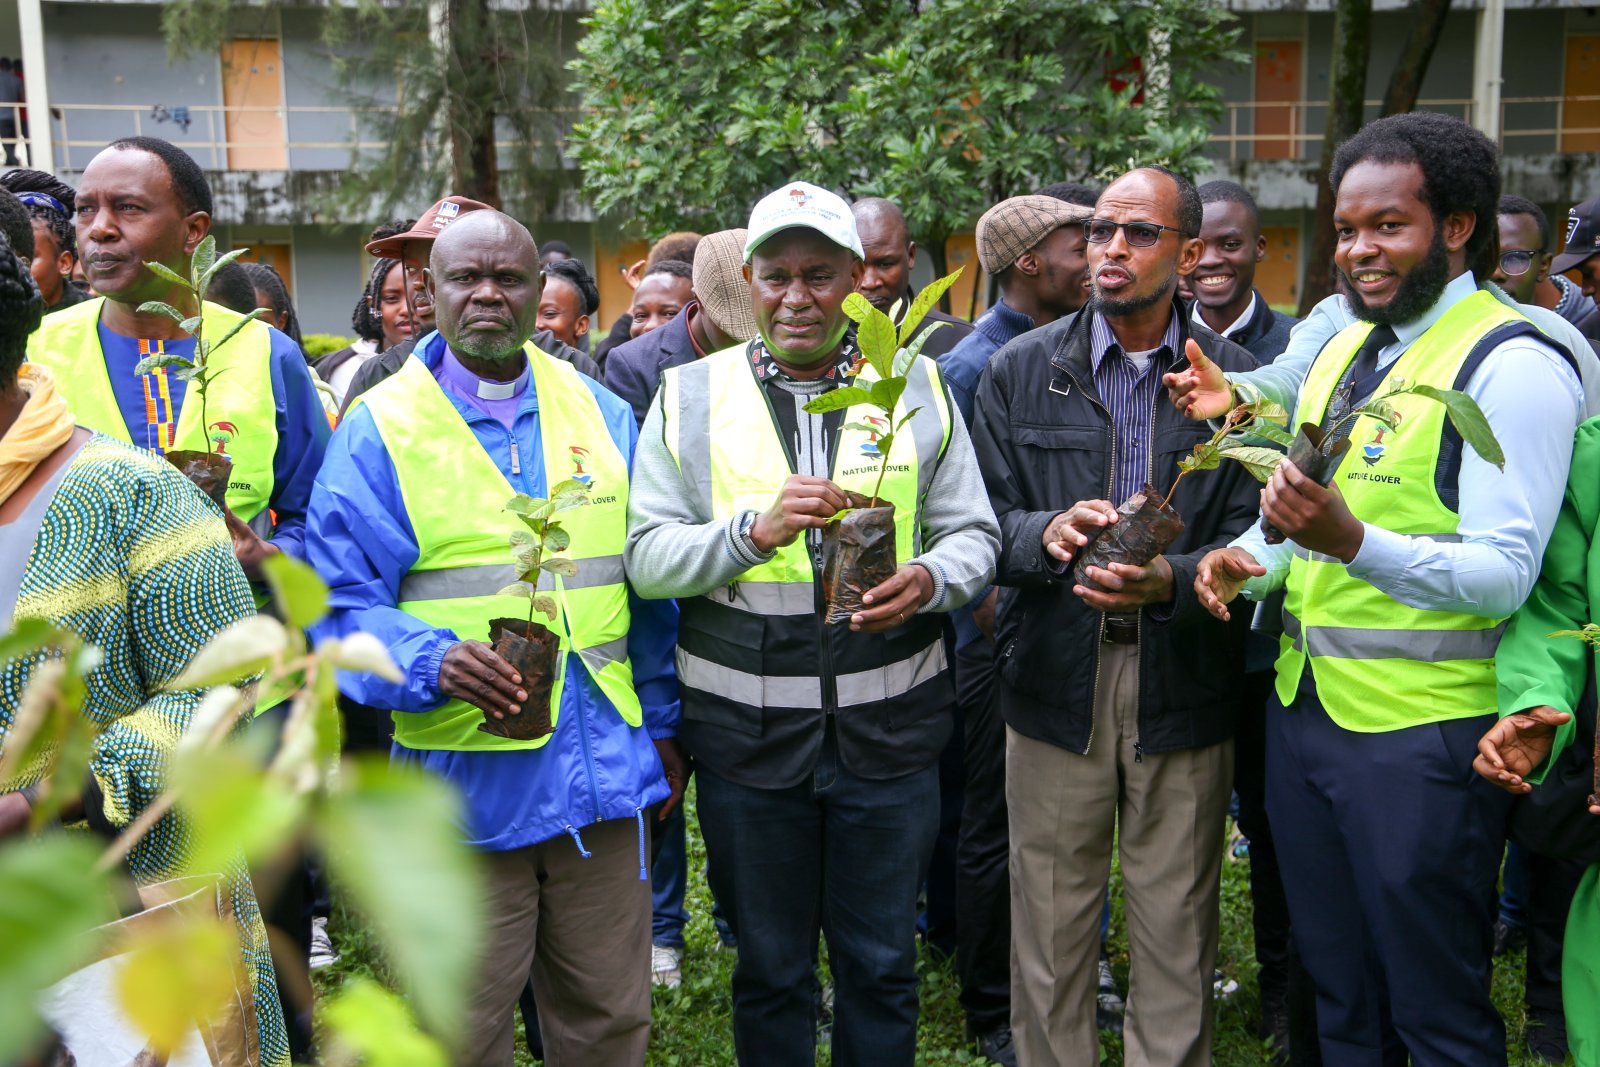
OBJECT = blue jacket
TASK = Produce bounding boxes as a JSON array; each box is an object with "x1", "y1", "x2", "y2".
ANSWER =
[
  {"x1": 306, "y1": 332, "x2": 679, "y2": 854},
  {"x1": 939, "y1": 298, "x2": 1040, "y2": 425}
]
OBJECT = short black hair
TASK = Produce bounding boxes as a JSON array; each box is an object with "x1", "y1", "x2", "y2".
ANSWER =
[
  {"x1": 0, "y1": 169, "x2": 76, "y2": 259},
  {"x1": 1198, "y1": 180, "x2": 1261, "y2": 235},
  {"x1": 641, "y1": 258, "x2": 693, "y2": 283},
  {"x1": 243, "y1": 261, "x2": 302, "y2": 346},
  {"x1": 204, "y1": 260, "x2": 258, "y2": 316},
  {"x1": 541, "y1": 239, "x2": 573, "y2": 258},
  {"x1": 0, "y1": 230, "x2": 43, "y2": 386},
  {"x1": 1331, "y1": 112, "x2": 1501, "y2": 280},
  {"x1": 1134, "y1": 165, "x2": 1202, "y2": 237},
  {"x1": 369, "y1": 218, "x2": 416, "y2": 245},
  {"x1": 544, "y1": 256, "x2": 600, "y2": 316},
  {"x1": 1036, "y1": 181, "x2": 1101, "y2": 209},
  {"x1": 1498, "y1": 194, "x2": 1550, "y2": 252},
  {"x1": 0, "y1": 188, "x2": 35, "y2": 262},
  {"x1": 646, "y1": 233, "x2": 701, "y2": 270},
  {"x1": 105, "y1": 136, "x2": 214, "y2": 217}
]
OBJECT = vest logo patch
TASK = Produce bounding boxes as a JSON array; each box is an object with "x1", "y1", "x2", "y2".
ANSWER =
[
  {"x1": 858, "y1": 414, "x2": 890, "y2": 458},
  {"x1": 569, "y1": 445, "x2": 593, "y2": 485},
  {"x1": 209, "y1": 420, "x2": 239, "y2": 454},
  {"x1": 1361, "y1": 427, "x2": 1387, "y2": 466}
]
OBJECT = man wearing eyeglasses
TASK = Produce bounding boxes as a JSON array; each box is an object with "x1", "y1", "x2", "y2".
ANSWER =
[
  {"x1": 969, "y1": 166, "x2": 1261, "y2": 1067},
  {"x1": 1493, "y1": 195, "x2": 1600, "y2": 340}
]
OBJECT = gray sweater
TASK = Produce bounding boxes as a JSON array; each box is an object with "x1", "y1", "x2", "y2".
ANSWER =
[{"x1": 625, "y1": 370, "x2": 999, "y2": 612}]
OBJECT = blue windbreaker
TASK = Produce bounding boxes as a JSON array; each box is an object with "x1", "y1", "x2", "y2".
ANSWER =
[{"x1": 306, "y1": 332, "x2": 678, "y2": 854}]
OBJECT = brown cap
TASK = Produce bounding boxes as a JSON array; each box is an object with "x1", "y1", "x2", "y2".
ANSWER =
[
  {"x1": 693, "y1": 228, "x2": 758, "y2": 343},
  {"x1": 975, "y1": 195, "x2": 1093, "y2": 274},
  {"x1": 364, "y1": 196, "x2": 496, "y2": 260}
]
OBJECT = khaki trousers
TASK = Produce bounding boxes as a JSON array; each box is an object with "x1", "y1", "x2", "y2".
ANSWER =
[
  {"x1": 1008, "y1": 642, "x2": 1232, "y2": 1067},
  {"x1": 460, "y1": 817, "x2": 652, "y2": 1067}
]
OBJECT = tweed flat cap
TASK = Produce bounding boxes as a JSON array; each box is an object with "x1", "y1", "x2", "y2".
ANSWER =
[
  {"x1": 693, "y1": 228, "x2": 759, "y2": 343},
  {"x1": 975, "y1": 195, "x2": 1093, "y2": 274}
]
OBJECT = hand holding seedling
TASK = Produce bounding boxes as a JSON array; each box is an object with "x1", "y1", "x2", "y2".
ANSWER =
[
  {"x1": 440, "y1": 640, "x2": 527, "y2": 719},
  {"x1": 1473, "y1": 706, "x2": 1576, "y2": 799},
  {"x1": 1194, "y1": 547, "x2": 1268, "y2": 622},
  {"x1": 1074, "y1": 557, "x2": 1175, "y2": 612},
  {"x1": 1163, "y1": 339, "x2": 1234, "y2": 421},
  {"x1": 1043, "y1": 501, "x2": 1120, "y2": 563},
  {"x1": 850, "y1": 564, "x2": 934, "y2": 632},
  {"x1": 751, "y1": 475, "x2": 850, "y2": 553},
  {"x1": 224, "y1": 510, "x2": 280, "y2": 581},
  {"x1": 1261, "y1": 460, "x2": 1364, "y2": 562}
]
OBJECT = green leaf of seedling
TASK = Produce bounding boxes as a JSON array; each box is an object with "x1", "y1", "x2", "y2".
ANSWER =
[
  {"x1": 1404, "y1": 384, "x2": 1505, "y2": 471},
  {"x1": 551, "y1": 490, "x2": 590, "y2": 513},
  {"x1": 261, "y1": 554, "x2": 330, "y2": 631},
  {"x1": 545, "y1": 526, "x2": 571, "y2": 553},
  {"x1": 1234, "y1": 418, "x2": 1294, "y2": 448},
  {"x1": 172, "y1": 731, "x2": 305, "y2": 872},
  {"x1": 842, "y1": 421, "x2": 881, "y2": 435},
  {"x1": 548, "y1": 479, "x2": 588, "y2": 498},
  {"x1": 533, "y1": 594, "x2": 559, "y2": 622},
  {"x1": 857, "y1": 311, "x2": 898, "y2": 380},
  {"x1": 504, "y1": 493, "x2": 542, "y2": 517},
  {"x1": 899, "y1": 319, "x2": 946, "y2": 368},
  {"x1": 1550, "y1": 623, "x2": 1600, "y2": 646},
  {"x1": 870, "y1": 377, "x2": 906, "y2": 415},
  {"x1": 894, "y1": 406, "x2": 923, "y2": 432},
  {"x1": 496, "y1": 582, "x2": 534, "y2": 600},
  {"x1": 802, "y1": 386, "x2": 875, "y2": 414},
  {"x1": 190, "y1": 235, "x2": 217, "y2": 291},
  {"x1": 324, "y1": 632, "x2": 404, "y2": 683},
  {"x1": 1177, "y1": 441, "x2": 1222, "y2": 474},
  {"x1": 1355, "y1": 396, "x2": 1400, "y2": 430},
  {"x1": 509, "y1": 529, "x2": 535, "y2": 554},
  {"x1": 132, "y1": 353, "x2": 194, "y2": 378},
  {"x1": 208, "y1": 307, "x2": 267, "y2": 356},
  {"x1": 875, "y1": 432, "x2": 896, "y2": 457},
  {"x1": 0, "y1": 835, "x2": 116, "y2": 1066},
  {"x1": 897, "y1": 268, "x2": 964, "y2": 347},
  {"x1": 540, "y1": 558, "x2": 579, "y2": 578},
  {"x1": 167, "y1": 615, "x2": 289, "y2": 691},
  {"x1": 841, "y1": 292, "x2": 878, "y2": 326},
  {"x1": 0, "y1": 617, "x2": 65, "y2": 664},
  {"x1": 323, "y1": 978, "x2": 450, "y2": 1067},
  {"x1": 887, "y1": 297, "x2": 904, "y2": 323},
  {"x1": 141, "y1": 261, "x2": 191, "y2": 288},
  {"x1": 1216, "y1": 443, "x2": 1286, "y2": 483},
  {"x1": 136, "y1": 300, "x2": 188, "y2": 325},
  {"x1": 178, "y1": 315, "x2": 204, "y2": 336},
  {"x1": 825, "y1": 507, "x2": 856, "y2": 524},
  {"x1": 197, "y1": 247, "x2": 252, "y2": 299}
]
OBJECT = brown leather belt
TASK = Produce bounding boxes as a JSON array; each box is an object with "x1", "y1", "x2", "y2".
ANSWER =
[{"x1": 1102, "y1": 614, "x2": 1139, "y2": 645}]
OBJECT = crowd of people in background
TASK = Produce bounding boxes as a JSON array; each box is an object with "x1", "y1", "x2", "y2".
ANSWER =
[{"x1": 4, "y1": 106, "x2": 1600, "y2": 1067}]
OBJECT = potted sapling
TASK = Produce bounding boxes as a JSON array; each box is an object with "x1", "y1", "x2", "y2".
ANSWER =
[
  {"x1": 132, "y1": 235, "x2": 266, "y2": 509},
  {"x1": 802, "y1": 269, "x2": 963, "y2": 624},
  {"x1": 1071, "y1": 380, "x2": 1503, "y2": 587},
  {"x1": 486, "y1": 480, "x2": 590, "y2": 740}
]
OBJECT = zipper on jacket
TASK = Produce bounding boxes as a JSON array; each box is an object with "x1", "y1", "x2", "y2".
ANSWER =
[
  {"x1": 1080, "y1": 371, "x2": 1116, "y2": 758},
  {"x1": 817, "y1": 410, "x2": 846, "y2": 717},
  {"x1": 510, "y1": 438, "x2": 522, "y2": 476},
  {"x1": 1132, "y1": 388, "x2": 1161, "y2": 764}
]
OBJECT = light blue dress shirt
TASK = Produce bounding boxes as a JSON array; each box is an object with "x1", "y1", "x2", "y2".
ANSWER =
[{"x1": 1231, "y1": 271, "x2": 1584, "y2": 620}]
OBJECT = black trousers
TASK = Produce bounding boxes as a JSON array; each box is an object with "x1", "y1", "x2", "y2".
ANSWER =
[
  {"x1": 1523, "y1": 849, "x2": 1584, "y2": 1017},
  {"x1": 954, "y1": 636, "x2": 1011, "y2": 1035}
]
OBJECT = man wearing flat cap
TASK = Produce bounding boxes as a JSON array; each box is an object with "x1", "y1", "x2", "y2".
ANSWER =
[{"x1": 626, "y1": 180, "x2": 999, "y2": 1065}]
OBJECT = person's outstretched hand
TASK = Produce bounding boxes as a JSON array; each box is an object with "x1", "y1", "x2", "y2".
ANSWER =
[
  {"x1": 1194, "y1": 547, "x2": 1267, "y2": 622},
  {"x1": 1163, "y1": 338, "x2": 1233, "y2": 421}
]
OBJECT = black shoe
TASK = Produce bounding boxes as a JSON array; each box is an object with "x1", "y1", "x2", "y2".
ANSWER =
[
  {"x1": 1493, "y1": 919, "x2": 1528, "y2": 957},
  {"x1": 1259, "y1": 1002, "x2": 1291, "y2": 1066},
  {"x1": 1525, "y1": 1008, "x2": 1569, "y2": 1064},
  {"x1": 974, "y1": 1024, "x2": 1019, "y2": 1067},
  {"x1": 1097, "y1": 952, "x2": 1125, "y2": 1034}
]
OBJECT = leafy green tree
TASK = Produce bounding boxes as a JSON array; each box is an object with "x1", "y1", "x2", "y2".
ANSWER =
[{"x1": 569, "y1": 0, "x2": 1245, "y2": 270}]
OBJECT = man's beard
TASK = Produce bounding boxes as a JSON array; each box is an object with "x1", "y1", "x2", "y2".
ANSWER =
[
  {"x1": 451, "y1": 332, "x2": 525, "y2": 362},
  {"x1": 1091, "y1": 262, "x2": 1176, "y2": 318},
  {"x1": 1338, "y1": 232, "x2": 1452, "y2": 327}
]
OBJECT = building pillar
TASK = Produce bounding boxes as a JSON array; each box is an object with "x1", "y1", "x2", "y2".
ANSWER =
[
  {"x1": 17, "y1": 0, "x2": 53, "y2": 171},
  {"x1": 1472, "y1": 0, "x2": 1505, "y2": 141}
]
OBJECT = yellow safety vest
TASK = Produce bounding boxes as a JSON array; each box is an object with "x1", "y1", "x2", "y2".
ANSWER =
[
  {"x1": 1277, "y1": 289, "x2": 1524, "y2": 731},
  {"x1": 27, "y1": 297, "x2": 278, "y2": 525},
  {"x1": 358, "y1": 348, "x2": 641, "y2": 751}
]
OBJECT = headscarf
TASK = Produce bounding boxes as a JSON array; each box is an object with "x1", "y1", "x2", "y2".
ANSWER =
[{"x1": 0, "y1": 364, "x2": 75, "y2": 505}]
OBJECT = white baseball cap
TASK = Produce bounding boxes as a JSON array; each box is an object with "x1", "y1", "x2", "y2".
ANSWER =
[{"x1": 743, "y1": 181, "x2": 865, "y2": 263}]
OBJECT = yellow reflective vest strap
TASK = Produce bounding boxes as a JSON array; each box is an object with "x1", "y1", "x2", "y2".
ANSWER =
[
  {"x1": 26, "y1": 297, "x2": 278, "y2": 524},
  {"x1": 660, "y1": 342, "x2": 953, "y2": 593},
  {"x1": 1275, "y1": 289, "x2": 1521, "y2": 731},
  {"x1": 360, "y1": 349, "x2": 640, "y2": 752}
]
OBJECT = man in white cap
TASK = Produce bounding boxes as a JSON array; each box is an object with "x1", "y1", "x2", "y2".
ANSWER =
[{"x1": 625, "y1": 181, "x2": 999, "y2": 1065}]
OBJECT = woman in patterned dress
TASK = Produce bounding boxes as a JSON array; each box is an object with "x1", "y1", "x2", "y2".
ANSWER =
[{"x1": 0, "y1": 230, "x2": 290, "y2": 1065}]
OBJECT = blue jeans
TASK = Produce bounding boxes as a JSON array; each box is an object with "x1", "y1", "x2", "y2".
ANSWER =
[{"x1": 696, "y1": 731, "x2": 939, "y2": 1067}]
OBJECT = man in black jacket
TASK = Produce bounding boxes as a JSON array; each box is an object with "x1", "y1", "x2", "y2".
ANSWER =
[
  {"x1": 853, "y1": 197, "x2": 973, "y2": 359},
  {"x1": 971, "y1": 166, "x2": 1259, "y2": 1067}
]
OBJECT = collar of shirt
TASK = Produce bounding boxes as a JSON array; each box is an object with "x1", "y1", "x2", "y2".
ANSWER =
[
  {"x1": 750, "y1": 336, "x2": 859, "y2": 383},
  {"x1": 430, "y1": 335, "x2": 531, "y2": 414},
  {"x1": 1087, "y1": 306, "x2": 1183, "y2": 375},
  {"x1": 1551, "y1": 272, "x2": 1580, "y2": 318},
  {"x1": 975, "y1": 297, "x2": 1038, "y2": 349},
  {"x1": 1191, "y1": 291, "x2": 1258, "y2": 339},
  {"x1": 1379, "y1": 270, "x2": 1478, "y2": 369},
  {"x1": 684, "y1": 301, "x2": 709, "y2": 359}
]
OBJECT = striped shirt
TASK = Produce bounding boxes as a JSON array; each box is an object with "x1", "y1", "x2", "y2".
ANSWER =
[{"x1": 1087, "y1": 310, "x2": 1182, "y2": 505}]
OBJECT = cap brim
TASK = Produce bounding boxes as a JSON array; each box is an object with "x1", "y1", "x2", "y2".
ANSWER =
[
  {"x1": 1551, "y1": 250, "x2": 1596, "y2": 274},
  {"x1": 364, "y1": 233, "x2": 431, "y2": 259}
]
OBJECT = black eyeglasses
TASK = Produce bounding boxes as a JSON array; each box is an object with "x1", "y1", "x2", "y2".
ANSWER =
[
  {"x1": 1083, "y1": 218, "x2": 1192, "y2": 247},
  {"x1": 1498, "y1": 249, "x2": 1541, "y2": 277}
]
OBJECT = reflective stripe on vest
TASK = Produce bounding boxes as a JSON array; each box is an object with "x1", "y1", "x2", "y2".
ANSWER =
[
  {"x1": 27, "y1": 297, "x2": 279, "y2": 523},
  {"x1": 360, "y1": 347, "x2": 641, "y2": 751},
  {"x1": 660, "y1": 343, "x2": 954, "y2": 711},
  {"x1": 1276, "y1": 290, "x2": 1519, "y2": 731}
]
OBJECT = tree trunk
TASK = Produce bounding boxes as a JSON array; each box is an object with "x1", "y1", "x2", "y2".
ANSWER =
[
  {"x1": 443, "y1": 0, "x2": 501, "y2": 207},
  {"x1": 1380, "y1": 0, "x2": 1454, "y2": 116},
  {"x1": 1298, "y1": 0, "x2": 1373, "y2": 317}
]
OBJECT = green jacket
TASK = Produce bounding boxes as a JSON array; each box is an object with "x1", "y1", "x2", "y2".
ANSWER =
[{"x1": 1496, "y1": 415, "x2": 1600, "y2": 1067}]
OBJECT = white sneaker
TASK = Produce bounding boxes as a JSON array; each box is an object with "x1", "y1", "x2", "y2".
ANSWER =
[
  {"x1": 309, "y1": 916, "x2": 340, "y2": 970},
  {"x1": 651, "y1": 943, "x2": 683, "y2": 989}
]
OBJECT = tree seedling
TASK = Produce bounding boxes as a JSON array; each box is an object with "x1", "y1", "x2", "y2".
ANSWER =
[{"x1": 497, "y1": 480, "x2": 591, "y2": 641}]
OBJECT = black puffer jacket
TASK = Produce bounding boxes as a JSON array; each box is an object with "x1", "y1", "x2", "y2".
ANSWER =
[{"x1": 971, "y1": 299, "x2": 1260, "y2": 756}]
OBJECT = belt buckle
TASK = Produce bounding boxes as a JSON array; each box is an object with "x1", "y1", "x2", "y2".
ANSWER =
[{"x1": 1102, "y1": 615, "x2": 1139, "y2": 645}]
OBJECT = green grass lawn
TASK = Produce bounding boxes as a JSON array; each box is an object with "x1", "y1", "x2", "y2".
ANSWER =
[{"x1": 315, "y1": 783, "x2": 1568, "y2": 1065}]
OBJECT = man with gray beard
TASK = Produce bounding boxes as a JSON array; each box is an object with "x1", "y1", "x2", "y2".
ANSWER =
[{"x1": 969, "y1": 166, "x2": 1260, "y2": 1066}]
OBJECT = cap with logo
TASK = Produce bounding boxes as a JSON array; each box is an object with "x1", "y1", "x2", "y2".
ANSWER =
[
  {"x1": 743, "y1": 181, "x2": 865, "y2": 262},
  {"x1": 693, "y1": 228, "x2": 759, "y2": 343},
  {"x1": 975, "y1": 195, "x2": 1094, "y2": 275},
  {"x1": 364, "y1": 195, "x2": 496, "y2": 260},
  {"x1": 1552, "y1": 195, "x2": 1600, "y2": 274}
]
